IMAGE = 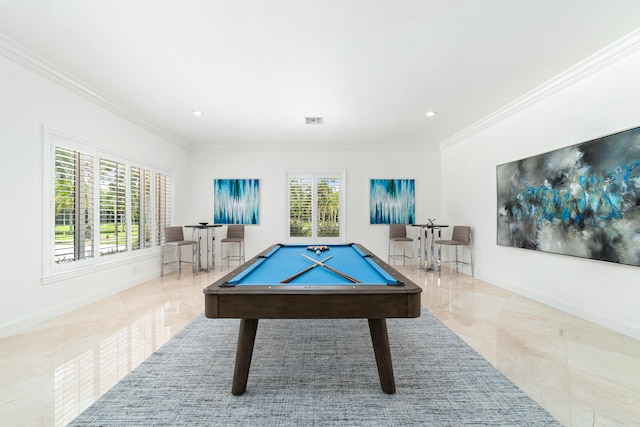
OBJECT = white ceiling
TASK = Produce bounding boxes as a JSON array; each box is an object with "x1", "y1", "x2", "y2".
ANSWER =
[{"x1": 2, "y1": 1, "x2": 640, "y2": 151}]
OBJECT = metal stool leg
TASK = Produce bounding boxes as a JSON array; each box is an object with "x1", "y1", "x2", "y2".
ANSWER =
[{"x1": 176, "y1": 246, "x2": 182, "y2": 279}]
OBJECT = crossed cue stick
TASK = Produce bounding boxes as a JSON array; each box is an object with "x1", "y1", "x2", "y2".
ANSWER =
[
  {"x1": 280, "y1": 253, "x2": 361, "y2": 284},
  {"x1": 280, "y1": 255, "x2": 332, "y2": 283}
]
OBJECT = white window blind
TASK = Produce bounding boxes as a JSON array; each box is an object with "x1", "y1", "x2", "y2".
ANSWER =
[
  {"x1": 54, "y1": 147, "x2": 94, "y2": 263},
  {"x1": 131, "y1": 166, "x2": 152, "y2": 250},
  {"x1": 289, "y1": 177, "x2": 313, "y2": 237},
  {"x1": 155, "y1": 173, "x2": 171, "y2": 245},
  {"x1": 99, "y1": 158, "x2": 128, "y2": 256},
  {"x1": 317, "y1": 177, "x2": 341, "y2": 237}
]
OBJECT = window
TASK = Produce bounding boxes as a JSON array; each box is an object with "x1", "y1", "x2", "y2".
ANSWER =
[
  {"x1": 44, "y1": 129, "x2": 172, "y2": 279},
  {"x1": 131, "y1": 167, "x2": 151, "y2": 250},
  {"x1": 289, "y1": 177, "x2": 313, "y2": 237},
  {"x1": 99, "y1": 158, "x2": 127, "y2": 256},
  {"x1": 316, "y1": 177, "x2": 341, "y2": 237},
  {"x1": 155, "y1": 173, "x2": 171, "y2": 245},
  {"x1": 54, "y1": 147, "x2": 94, "y2": 264},
  {"x1": 287, "y1": 170, "x2": 345, "y2": 242}
]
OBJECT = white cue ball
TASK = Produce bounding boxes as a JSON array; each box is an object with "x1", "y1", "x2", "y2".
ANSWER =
[{"x1": 316, "y1": 250, "x2": 321, "y2": 255}]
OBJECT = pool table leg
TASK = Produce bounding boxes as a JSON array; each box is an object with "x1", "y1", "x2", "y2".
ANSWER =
[
  {"x1": 232, "y1": 318, "x2": 259, "y2": 395},
  {"x1": 368, "y1": 318, "x2": 396, "y2": 394}
]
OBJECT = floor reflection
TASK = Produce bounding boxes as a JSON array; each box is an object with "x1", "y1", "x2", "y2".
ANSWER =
[
  {"x1": 53, "y1": 305, "x2": 174, "y2": 425},
  {"x1": 1, "y1": 265, "x2": 639, "y2": 426}
]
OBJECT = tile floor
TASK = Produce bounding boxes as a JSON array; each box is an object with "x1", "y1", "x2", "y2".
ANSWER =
[{"x1": 1, "y1": 264, "x2": 639, "y2": 426}]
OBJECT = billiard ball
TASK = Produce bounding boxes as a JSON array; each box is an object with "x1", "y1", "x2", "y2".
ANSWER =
[{"x1": 316, "y1": 250, "x2": 321, "y2": 255}]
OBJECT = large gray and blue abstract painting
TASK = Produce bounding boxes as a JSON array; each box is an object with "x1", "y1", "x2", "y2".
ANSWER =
[{"x1": 497, "y1": 126, "x2": 640, "y2": 267}]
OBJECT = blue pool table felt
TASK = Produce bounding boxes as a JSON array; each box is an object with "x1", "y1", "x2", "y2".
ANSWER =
[{"x1": 227, "y1": 244, "x2": 399, "y2": 285}]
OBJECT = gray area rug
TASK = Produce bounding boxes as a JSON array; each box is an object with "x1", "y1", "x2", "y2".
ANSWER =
[{"x1": 69, "y1": 309, "x2": 560, "y2": 426}]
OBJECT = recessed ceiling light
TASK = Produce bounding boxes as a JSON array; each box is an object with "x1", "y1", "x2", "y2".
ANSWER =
[
  {"x1": 193, "y1": 110, "x2": 203, "y2": 117},
  {"x1": 425, "y1": 111, "x2": 437, "y2": 117}
]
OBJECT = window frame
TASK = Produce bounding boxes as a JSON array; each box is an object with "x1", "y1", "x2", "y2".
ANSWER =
[
  {"x1": 42, "y1": 128, "x2": 173, "y2": 284},
  {"x1": 285, "y1": 169, "x2": 346, "y2": 243}
]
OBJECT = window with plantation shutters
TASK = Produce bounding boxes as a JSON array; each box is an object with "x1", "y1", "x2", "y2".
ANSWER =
[
  {"x1": 317, "y1": 177, "x2": 341, "y2": 237},
  {"x1": 54, "y1": 147, "x2": 94, "y2": 263},
  {"x1": 44, "y1": 129, "x2": 173, "y2": 280},
  {"x1": 289, "y1": 177, "x2": 313, "y2": 237},
  {"x1": 286, "y1": 170, "x2": 345, "y2": 242},
  {"x1": 131, "y1": 166, "x2": 151, "y2": 250},
  {"x1": 156, "y1": 173, "x2": 171, "y2": 245},
  {"x1": 99, "y1": 158, "x2": 127, "y2": 256}
]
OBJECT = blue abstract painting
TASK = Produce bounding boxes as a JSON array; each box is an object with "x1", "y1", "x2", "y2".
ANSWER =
[
  {"x1": 497, "y1": 126, "x2": 640, "y2": 267},
  {"x1": 214, "y1": 179, "x2": 259, "y2": 224},
  {"x1": 370, "y1": 179, "x2": 415, "y2": 224}
]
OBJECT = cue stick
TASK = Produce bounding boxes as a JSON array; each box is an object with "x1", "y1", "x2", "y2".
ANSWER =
[
  {"x1": 300, "y1": 253, "x2": 361, "y2": 283},
  {"x1": 280, "y1": 255, "x2": 333, "y2": 283}
]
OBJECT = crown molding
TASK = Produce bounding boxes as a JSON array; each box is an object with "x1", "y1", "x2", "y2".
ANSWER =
[
  {"x1": 0, "y1": 33, "x2": 189, "y2": 149},
  {"x1": 439, "y1": 28, "x2": 640, "y2": 150}
]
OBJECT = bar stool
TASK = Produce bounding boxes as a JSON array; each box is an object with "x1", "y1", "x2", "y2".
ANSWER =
[
  {"x1": 435, "y1": 226, "x2": 474, "y2": 276},
  {"x1": 161, "y1": 226, "x2": 197, "y2": 279},
  {"x1": 221, "y1": 225, "x2": 245, "y2": 268},
  {"x1": 388, "y1": 224, "x2": 413, "y2": 265}
]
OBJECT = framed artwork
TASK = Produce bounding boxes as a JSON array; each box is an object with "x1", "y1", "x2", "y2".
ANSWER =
[
  {"x1": 497, "y1": 126, "x2": 640, "y2": 267},
  {"x1": 214, "y1": 179, "x2": 259, "y2": 224},
  {"x1": 370, "y1": 179, "x2": 415, "y2": 224}
]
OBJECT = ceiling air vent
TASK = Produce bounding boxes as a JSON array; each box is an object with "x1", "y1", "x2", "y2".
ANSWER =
[{"x1": 305, "y1": 117, "x2": 323, "y2": 125}]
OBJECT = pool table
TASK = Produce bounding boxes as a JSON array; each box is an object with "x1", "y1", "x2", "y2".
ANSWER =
[{"x1": 203, "y1": 243, "x2": 422, "y2": 395}]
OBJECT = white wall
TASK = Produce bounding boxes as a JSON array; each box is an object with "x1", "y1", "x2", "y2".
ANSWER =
[
  {"x1": 10, "y1": 29, "x2": 637, "y2": 343},
  {"x1": 441, "y1": 48, "x2": 640, "y2": 340},
  {"x1": 0, "y1": 46, "x2": 440, "y2": 338},
  {"x1": 187, "y1": 149, "x2": 441, "y2": 262},
  {"x1": 0, "y1": 55, "x2": 190, "y2": 337}
]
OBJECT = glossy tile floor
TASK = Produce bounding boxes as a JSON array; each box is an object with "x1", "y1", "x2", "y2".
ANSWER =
[{"x1": 1, "y1": 264, "x2": 639, "y2": 426}]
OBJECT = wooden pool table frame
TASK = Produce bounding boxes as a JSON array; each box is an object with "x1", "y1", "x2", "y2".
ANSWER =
[{"x1": 203, "y1": 243, "x2": 422, "y2": 395}]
